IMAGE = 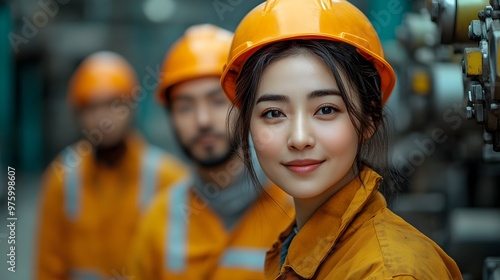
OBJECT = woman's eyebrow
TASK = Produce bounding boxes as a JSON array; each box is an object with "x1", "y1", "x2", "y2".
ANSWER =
[
  {"x1": 307, "y1": 89, "x2": 341, "y2": 99},
  {"x1": 256, "y1": 94, "x2": 290, "y2": 104},
  {"x1": 256, "y1": 89, "x2": 340, "y2": 104}
]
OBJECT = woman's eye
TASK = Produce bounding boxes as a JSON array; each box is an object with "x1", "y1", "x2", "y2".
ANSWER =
[
  {"x1": 263, "y1": 110, "x2": 285, "y2": 118},
  {"x1": 316, "y1": 106, "x2": 337, "y2": 115}
]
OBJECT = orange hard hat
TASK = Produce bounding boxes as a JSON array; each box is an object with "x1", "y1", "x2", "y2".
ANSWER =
[
  {"x1": 156, "y1": 24, "x2": 233, "y2": 105},
  {"x1": 68, "y1": 51, "x2": 138, "y2": 108},
  {"x1": 220, "y1": 0, "x2": 396, "y2": 105}
]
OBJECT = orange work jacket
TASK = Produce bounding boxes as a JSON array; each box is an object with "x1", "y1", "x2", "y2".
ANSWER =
[
  {"x1": 36, "y1": 133, "x2": 188, "y2": 280},
  {"x1": 128, "y1": 178, "x2": 294, "y2": 280},
  {"x1": 266, "y1": 168, "x2": 463, "y2": 280}
]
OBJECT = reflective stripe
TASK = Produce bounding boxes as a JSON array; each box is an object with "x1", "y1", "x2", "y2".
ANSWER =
[
  {"x1": 220, "y1": 248, "x2": 267, "y2": 271},
  {"x1": 165, "y1": 179, "x2": 191, "y2": 272},
  {"x1": 64, "y1": 148, "x2": 80, "y2": 221},
  {"x1": 63, "y1": 144, "x2": 164, "y2": 219},
  {"x1": 138, "y1": 145, "x2": 163, "y2": 210},
  {"x1": 70, "y1": 269, "x2": 102, "y2": 280}
]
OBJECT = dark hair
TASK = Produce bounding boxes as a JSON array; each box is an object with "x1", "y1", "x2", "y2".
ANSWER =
[{"x1": 229, "y1": 39, "x2": 396, "y2": 193}]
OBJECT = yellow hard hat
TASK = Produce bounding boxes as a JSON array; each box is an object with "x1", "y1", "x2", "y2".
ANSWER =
[
  {"x1": 220, "y1": 0, "x2": 396, "y2": 105},
  {"x1": 156, "y1": 24, "x2": 233, "y2": 105},
  {"x1": 68, "y1": 51, "x2": 138, "y2": 108}
]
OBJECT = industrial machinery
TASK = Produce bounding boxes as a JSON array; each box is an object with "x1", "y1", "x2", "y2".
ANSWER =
[
  {"x1": 386, "y1": 3, "x2": 500, "y2": 279},
  {"x1": 429, "y1": 0, "x2": 500, "y2": 161}
]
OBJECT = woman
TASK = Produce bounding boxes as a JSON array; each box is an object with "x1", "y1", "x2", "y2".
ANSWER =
[{"x1": 220, "y1": 0, "x2": 463, "y2": 279}]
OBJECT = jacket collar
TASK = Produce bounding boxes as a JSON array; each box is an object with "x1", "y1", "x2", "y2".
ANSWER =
[{"x1": 270, "y1": 167, "x2": 385, "y2": 279}]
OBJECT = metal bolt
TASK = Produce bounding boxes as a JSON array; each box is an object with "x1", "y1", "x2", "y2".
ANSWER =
[
  {"x1": 466, "y1": 106, "x2": 474, "y2": 119},
  {"x1": 469, "y1": 20, "x2": 482, "y2": 41},
  {"x1": 479, "y1": 10, "x2": 486, "y2": 21},
  {"x1": 486, "y1": 6, "x2": 493, "y2": 18}
]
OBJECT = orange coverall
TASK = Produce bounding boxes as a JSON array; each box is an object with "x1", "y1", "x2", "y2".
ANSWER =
[
  {"x1": 128, "y1": 179, "x2": 294, "y2": 280},
  {"x1": 266, "y1": 168, "x2": 463, "y2": 280},
  {"x1": 36, "y1": 134, "x2": 187, "y2": 280}
]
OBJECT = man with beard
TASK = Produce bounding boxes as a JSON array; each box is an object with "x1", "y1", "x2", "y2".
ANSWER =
[
  {"x1": 127, "y1": 24, "x2": 294, "y2": 279},
  {"x1": 36, "y1": 51, "x2": 188, "y2": 280}
]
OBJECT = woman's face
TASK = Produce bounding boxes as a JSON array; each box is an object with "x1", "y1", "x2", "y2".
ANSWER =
[{"x1": 250, "y1": 53, "x2": 360, "y2": 199}]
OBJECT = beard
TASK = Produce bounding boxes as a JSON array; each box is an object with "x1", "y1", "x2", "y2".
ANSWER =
[{"x1": 174, "y1": 126, "x2": 240, "y2": 168}]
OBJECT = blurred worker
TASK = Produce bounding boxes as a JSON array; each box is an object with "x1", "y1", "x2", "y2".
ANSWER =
[
  {"x1": 36, "y1": 51, "x2": 188, "y2": 280},
  {"x1": 127, "y1": 24, "x2": 294, "y2": 279}
]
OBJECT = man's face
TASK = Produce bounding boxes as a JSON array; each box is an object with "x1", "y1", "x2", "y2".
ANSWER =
[
  {"x1": 77, "y1": 96, "x2": 132, "y2": 148},
  {"x1": 169, "y1": 77, "x2": 235, "y2": 167}
]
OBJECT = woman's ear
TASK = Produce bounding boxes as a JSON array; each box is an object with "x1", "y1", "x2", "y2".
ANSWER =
[
  {"x1": 362, "y1": 98, "x2": 382, "y2": 142},
  {"x1": 362, "y1": 117, "x2": 377, "y2": 142}
]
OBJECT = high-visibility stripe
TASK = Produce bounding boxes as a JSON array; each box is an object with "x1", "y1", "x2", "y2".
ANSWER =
[
  {"x1": 165, "y1": 179, "x2": 191, "y2": 272},
  {"x1": 64, "y1": 144, "x2": 164, "y2": 220},
  {"x1": 64, "y1": 148, "x2": 80, "y2": 221},
  {"x1": 220, "y1": 247, "x2": 267, "y2": 271},
  {"x1": 70, "y1": 269, "x2": 102, "y2": 280},
  {"x1": 138, "y1": 145, "x2": 163, "y2": 210}
]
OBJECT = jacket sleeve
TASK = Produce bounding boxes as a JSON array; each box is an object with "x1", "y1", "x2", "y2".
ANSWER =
[{"x1": 35, "y1": 161, "x2": 70, "y2": 280}]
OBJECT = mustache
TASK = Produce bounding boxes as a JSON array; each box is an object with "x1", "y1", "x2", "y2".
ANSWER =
[{"x1": 187, "y1": 128, "x2": 226, "y2": 146}]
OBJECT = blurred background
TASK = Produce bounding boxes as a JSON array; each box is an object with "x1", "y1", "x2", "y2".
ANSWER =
[{"x1": 0, "y1": 0, "x2": 499, "y2": 279}]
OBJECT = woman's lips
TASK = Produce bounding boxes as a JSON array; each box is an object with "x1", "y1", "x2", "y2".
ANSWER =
[{"x1": 283, "y1": 159, "x2": 325, "y2": 174}]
